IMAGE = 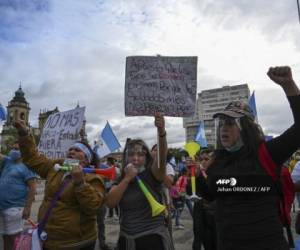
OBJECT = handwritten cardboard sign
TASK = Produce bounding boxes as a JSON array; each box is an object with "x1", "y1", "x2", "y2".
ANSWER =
[
  {"x1": 38, "y1": 107, "x2": 85, "y2": 159},
  {"x1": 125, "y1": 56, "x2": 197, "y2": 117}
]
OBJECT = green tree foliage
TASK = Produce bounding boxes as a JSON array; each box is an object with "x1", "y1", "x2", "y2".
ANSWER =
[{"x1": 168, "y1": 147, "x2": 189, "y2": 163}]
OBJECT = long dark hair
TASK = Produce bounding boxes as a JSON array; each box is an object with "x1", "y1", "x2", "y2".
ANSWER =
[
  {"x1": 239, "y1": 117, "x2": 265, "y2": 155},
  {"x1": 121, "y1": 138, "x2": 153, "y2": 179}
]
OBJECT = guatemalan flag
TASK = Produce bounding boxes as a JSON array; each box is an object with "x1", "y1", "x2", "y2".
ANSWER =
[
  {"x1": 195, "y1": 121, "x2": 208, "y2": 148},
  {"x1": 96, "y1": 122, "x2": 121, "y2": 158},
  {"x1": 248, "y1": 91, "x2": 258, "y2": 122},
  {"x1": 0, "y1": 103, "x2": 7, "y2": 121}
]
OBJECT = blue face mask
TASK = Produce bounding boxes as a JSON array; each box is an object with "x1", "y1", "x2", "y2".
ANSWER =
[
  {"x1": 225, "y1": 137, "x2": 244, "y2": 152},
  {"x1": 8, "y1": 150, "x2": 21, "y2": 161}
]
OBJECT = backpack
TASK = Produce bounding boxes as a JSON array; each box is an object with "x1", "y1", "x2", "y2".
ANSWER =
[{"x1": 258, "y1": 143, "x2": 295, "y2": 248}]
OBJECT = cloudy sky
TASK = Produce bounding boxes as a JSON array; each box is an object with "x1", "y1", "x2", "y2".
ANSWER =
[{"x1": 0, "y1": 0, "x2": 300, "y2": 148}]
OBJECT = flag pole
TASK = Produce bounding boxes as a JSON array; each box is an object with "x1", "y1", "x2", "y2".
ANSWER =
[
  {"x1": 297, "y1": 0, "x2": 300, "y2": 24},
  {"x1": 157, "y1": 131, "x2": 160, "y2": 168}
]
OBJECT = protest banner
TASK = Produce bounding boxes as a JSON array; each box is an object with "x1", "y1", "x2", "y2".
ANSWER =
[
  {"x1": 38, "y1": 107, "x2": 85, "y2": 159},
  {"x1": 125, "y1": 56, "x2": 198, "y2": 117}
]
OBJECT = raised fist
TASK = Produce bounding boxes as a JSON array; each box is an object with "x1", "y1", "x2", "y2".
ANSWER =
[{"x1": 267, "y1": 66, "x2": 294, "y2": 86}]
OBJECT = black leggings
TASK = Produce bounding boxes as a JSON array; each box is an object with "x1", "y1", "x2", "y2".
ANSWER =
[{"x1": 117, "y1": 234, "x2": 164, "y2": 250}]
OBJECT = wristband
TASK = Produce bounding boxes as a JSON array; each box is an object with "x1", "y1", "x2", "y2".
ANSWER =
[{"x1": 159, "y1": 131, "x2": 166, "y2": 137}]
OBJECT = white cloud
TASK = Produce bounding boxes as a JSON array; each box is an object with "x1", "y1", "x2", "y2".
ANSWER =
[{"x1": 0, "y1": 0, "x2": 300, "y2": 148}]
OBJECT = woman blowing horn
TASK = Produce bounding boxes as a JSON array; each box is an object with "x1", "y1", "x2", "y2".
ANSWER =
[
  {"x1": 14, "y1": 121, "x2": 105, "y2": 250},
  {"x1": 105, "y1": 113, "x2": 174, "y2": 250}
]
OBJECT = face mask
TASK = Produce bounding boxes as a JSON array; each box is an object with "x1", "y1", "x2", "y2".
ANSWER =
[
  {"x1": 8, "y1": 150, "x2": 21, "y2": 161},
  {"x1": 138, "y1": 165, "x2": 146, "y2": 173},
  {"x1": 225, "y1": 137, "x2": 244, "y2": 152}
]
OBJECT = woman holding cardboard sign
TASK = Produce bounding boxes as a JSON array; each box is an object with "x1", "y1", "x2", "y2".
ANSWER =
[{"x1": 106, "y1": 114, "x2": 174, "y2": 250}]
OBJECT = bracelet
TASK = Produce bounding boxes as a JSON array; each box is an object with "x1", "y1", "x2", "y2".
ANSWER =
[{"x1": 159, "y1": 131, "x2": 166, "y2": 137}]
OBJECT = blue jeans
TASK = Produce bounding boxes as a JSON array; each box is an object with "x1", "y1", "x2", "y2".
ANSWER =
[
  {"x1": 173, "y1": 197, "x2": 184, "y2": 226},
  {"x1": 297, "y1": 194, "x2": 300, "y2": 207},
  {"x1": 185, "y1": 198, "x2": 193, "y2": 216}
]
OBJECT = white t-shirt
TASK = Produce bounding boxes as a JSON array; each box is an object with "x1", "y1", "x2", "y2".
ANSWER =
[
  {"x1": 166, "y1": 163, "x2": 175, "y2": 177},
  {"x1": 164, "y1": 163, "x2": 175, "y2": 204}
]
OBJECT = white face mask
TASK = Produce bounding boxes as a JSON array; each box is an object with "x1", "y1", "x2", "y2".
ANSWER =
[{"x1": 138, "y1": 165, "x2": 146, "y2": 173}]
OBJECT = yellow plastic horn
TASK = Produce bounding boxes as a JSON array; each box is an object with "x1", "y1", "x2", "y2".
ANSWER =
[
  {"x1": 184, "y1": 141, "x2": 201, "y2": 160},
  {"x1": 184, "y1": 141, "x2": 201, "y2": 201},
  {"x1": 136, "y1": 176, "x2": 166, "y2": 217}
]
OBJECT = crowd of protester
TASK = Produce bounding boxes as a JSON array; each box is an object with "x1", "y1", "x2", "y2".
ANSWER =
[{"x1": 1, "y1": 66, "x2": 300, "y2": 250}]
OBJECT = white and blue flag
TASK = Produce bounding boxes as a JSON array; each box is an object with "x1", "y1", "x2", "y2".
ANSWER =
[
  {"x1": 195, "y1": 121, "x2": 208, "y2": 148},
  {"x1": 0, "y1": 103, "x2": 6, "y2": 121},
  {"x1": 96, "y1": 122, "x2": 121, "y2": 158}
]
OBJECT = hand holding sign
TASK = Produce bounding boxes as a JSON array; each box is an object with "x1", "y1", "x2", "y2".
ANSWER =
[{"x1": 154, "y1": 113, "x2": 166, "y2": 136}]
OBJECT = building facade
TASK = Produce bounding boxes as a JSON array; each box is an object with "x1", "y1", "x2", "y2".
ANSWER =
[
  {"x1": 0, "y1": 87, "x2": 85, "y2": 152},
  {"x1": 39, "y1": 107, "x2": 59, "y2": 133},
  {"x1": 0, "y1": 86, "x2": 30, "y2": 151},
  {"x1": 183, "y1": 84, "x2": 250, "y2": 147}
]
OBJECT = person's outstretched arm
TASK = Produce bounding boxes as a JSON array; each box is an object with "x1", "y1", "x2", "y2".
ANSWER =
[
  {"x1": 151, "y1": 114, "x2": 167, "y2": 182},
  {"x1": 265, "y1": 66, "x2": 300, "y2": 165},
  {"x1": 14, "y1": 121, "x2": 61, "y2": 178}
]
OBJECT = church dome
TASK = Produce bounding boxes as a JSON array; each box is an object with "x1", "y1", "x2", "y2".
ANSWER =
[{"x1": 11, "y1": 86, "x2": 28, "y2": 103}]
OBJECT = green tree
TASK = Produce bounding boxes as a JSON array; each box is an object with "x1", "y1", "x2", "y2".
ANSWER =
[{"x1": 168, "y1": 147, "x2": 189, "y2": 163}]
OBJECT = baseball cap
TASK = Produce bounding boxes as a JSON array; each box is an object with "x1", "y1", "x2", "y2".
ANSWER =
[{"x1": 213, "y1": 100, "x2": 255, "y2": 121}]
